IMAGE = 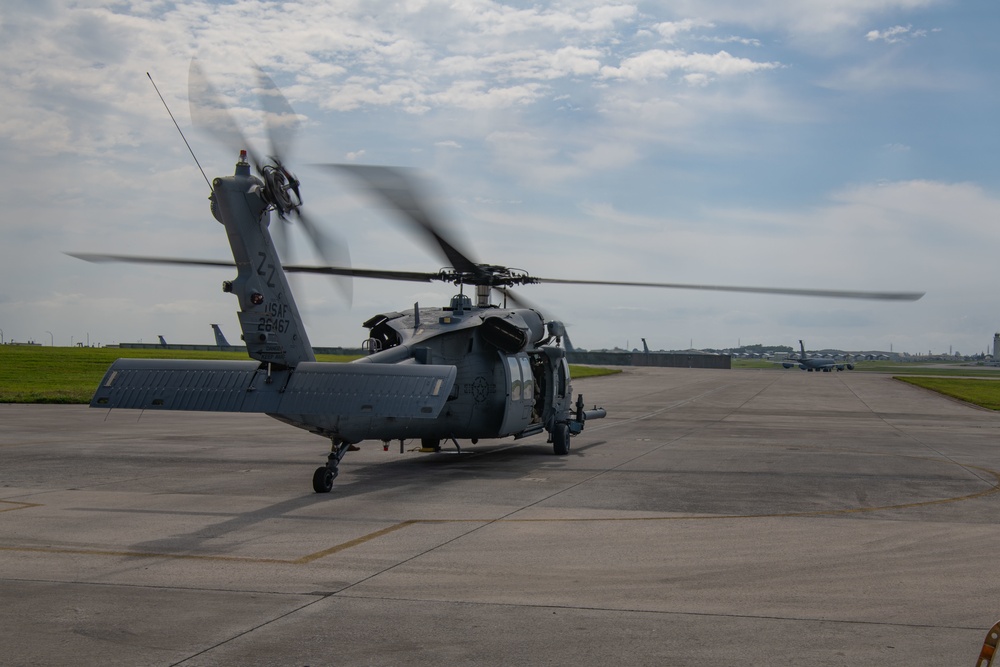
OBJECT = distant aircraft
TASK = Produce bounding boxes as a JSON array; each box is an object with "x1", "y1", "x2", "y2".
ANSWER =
[
  {"x1": 563, "y1": 331, "x2": 577, "y2": 353},
  {"x1": 641, "y1": 338, "x2": 650, "y2": 354},
  {"x1": 157, "y1": 335, "x2": 168, "y2": 347},
  {"x1": 210, "y1": 323, "x2": 230, "y2": 347},
  {"x1": 782, "y1": 340, "x2": 854, "y2": 372}
]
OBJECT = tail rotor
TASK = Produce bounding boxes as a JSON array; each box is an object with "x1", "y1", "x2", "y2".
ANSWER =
[{"x1": 189, "y1": 59, "x2": 352, "y2": 302}]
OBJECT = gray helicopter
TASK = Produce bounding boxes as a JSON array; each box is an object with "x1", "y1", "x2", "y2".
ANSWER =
[{"x1": 71, "y1": 64, "x2": 923, "y2": 493}]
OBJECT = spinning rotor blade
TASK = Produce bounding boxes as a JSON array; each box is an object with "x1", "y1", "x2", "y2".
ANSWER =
[
  {"x1": 497, "y1": 287, "x2": 571, "y2": 343},
  {"x1": 189, "y1": 59, "x2": 353, "y2": 301},
  {"x1": 255, "y1": 65, "x2": 299, "y2": 164},
  {"x1": 283, "y1": 265, "x2": 440, "y2": 283},
  {"x1": 496, "y1": 287, "x2": 533, "y2": 309},
  {"x1": 534, "y1": 277, "x2": 924, "y2": 301},
  {"x1": 66, "y1": 252, "x2": 438, "y2": 283},
  {"x1": 295, "y1": 208, "x2": 353, "y2": 303},
  {"x1": 188, "y1": 59, "x2": 262, "y2": 171},
  {"x1": 325, "y1": 164, "x2": 482, "y2": 277},
  {"x1": 68, "y1": 253, "x2": 922, "y2": 300},
  {"x1": 67, "y1": 252, "x2": 235, "y2": 269}
]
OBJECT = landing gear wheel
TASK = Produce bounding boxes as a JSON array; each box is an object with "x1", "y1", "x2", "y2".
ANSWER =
[
  {"x1": 312, "y1": 466, "x2": 335, "y2": 493},
  {"x1": 552, "y1": 423, "x2": 570, "y2": 456},
  {"x1": 420, "y1": 437, "x2": 442, "y2": 452}
]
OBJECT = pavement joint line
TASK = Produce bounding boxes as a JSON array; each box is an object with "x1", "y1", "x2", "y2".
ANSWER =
[
  {"x1": 1, "y1": 460, "x2": 997, "y2": 565},
  {"x1": 843, "y1": 374, "x2": 999, "y2": 487},
  {"x1": 328, "y1": 591, "x2": 988, "y2": 631},
  {"x1": 0, "y1": 500, "x2": 42, "y2": 513}
]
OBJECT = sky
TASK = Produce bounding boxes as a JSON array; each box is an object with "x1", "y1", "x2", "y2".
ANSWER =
[{"x1": 2, "y1": 0, "x2": 999, "y2": 355}]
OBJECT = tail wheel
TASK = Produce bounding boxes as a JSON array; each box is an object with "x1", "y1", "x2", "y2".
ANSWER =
[
  {"x1": 552, "y1": 423, "x2": 570, "y2": 455},
  {"x1": 312, "y1": 466, "x2": 335, "y2": 493}
]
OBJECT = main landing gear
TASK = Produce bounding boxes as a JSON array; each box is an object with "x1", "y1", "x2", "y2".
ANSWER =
[
  {"x1": 551, "y1": 422, "x2": 570, "y2": 456},
  {"x1": 313, "y1": 439, "x2": 355, "y2": 493}
]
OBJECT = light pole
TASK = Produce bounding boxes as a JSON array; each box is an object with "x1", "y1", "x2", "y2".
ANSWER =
[{"x1": 45, "y1": 331, "x2": 53, "y2": 346}]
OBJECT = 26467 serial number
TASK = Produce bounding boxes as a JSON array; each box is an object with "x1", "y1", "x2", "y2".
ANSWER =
[
  {"x1": 257, "y1": 317, "x2": 290, "y2": 333},
  {"x1": 258, "y1": 302, "x2": 291, "y2": 333}
]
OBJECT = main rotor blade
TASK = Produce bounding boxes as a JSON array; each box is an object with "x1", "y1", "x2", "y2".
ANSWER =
[
  {"x1": 66, "y1": 252, "x2": 440, "y2": 283},
  {"x1": 324, "y1": 164, "x2": 482, "y2": 276},
  {"x1": 495, "y1": 287, "x2": 550, "y2": 314},
  {"x1": 188, "y1": 59, "x2": 262, "y2": 170},
  {"x1": 534, "y1": 277, "x2": 924, "y2": 301},
  {"x1": 283, "y1": 265, "x2": 441, "y2": 283},
  {"x1": 67, "y1": 252, "x2": 236, "y2": 269},
  {"x1": 69, "y1": 253, "x2": 921, "y2": 300}
]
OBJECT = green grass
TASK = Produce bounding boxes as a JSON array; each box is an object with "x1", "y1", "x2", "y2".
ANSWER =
[
  {"x1": 569, "y1": 365, "x2": 622, "y2": 379},
  {"x1": 895, "y1": 376, "x2": 1000, "y2": 411},
  {"x1": 732, "y1": 358, "x2": 1000, "y2": 377},
  {"x1": 855, "y1": 363, "x2": 1000, "y2": 376},
  {"x1": 0, "y1": 346, "x2": 358, "y2": 404},
  {"x1": 0, "y1": 345, "x2": 618, "y2": 404},
  {"x1": 730, "y1": 359, "x2": 777, "y2": 369}
]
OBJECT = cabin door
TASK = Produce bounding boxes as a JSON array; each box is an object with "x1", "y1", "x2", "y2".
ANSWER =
[{"x1": 498, "y1": 353, "x2": 535, "y2": 435}]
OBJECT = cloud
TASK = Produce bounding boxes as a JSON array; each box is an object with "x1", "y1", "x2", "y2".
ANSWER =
[
  {"x1": 660, "y1": 0, "x2": 942, "y2": 36},
  {"x1": 451, "y1": 2, "x2": 637, "y2": 36},
  {"x1": 428, "y1": 80, "x2": 547, "y2": 110},
  {"x1": 600, "y1": 49, "x2": 780, "y2": 82},
  {"x1": 653, "y1": 19, "x2": 713, "y2": 42},
  {"x1": 865, "y1": 24, "x2": 930, "y2": 43}
]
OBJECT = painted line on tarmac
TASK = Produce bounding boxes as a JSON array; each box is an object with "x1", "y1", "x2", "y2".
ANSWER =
[
  {"x1": 0, "y1": 522, "x2": 416, "y2": 566},
  {"x1": 1, "y1": 461, "x2": 997, "y2": 564},
  {"x1": 0, "y1": 500, "x2": 42, "y2": 513}
]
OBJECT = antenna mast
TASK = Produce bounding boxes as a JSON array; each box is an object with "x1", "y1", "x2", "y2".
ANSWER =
[{"x1": 147, "y1": 72, "x2": 213, "y2": 192}]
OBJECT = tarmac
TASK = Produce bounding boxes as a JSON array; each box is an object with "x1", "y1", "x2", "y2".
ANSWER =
[{"x1": 2, "y1": 366, "x2": 1000, "y2": 665}]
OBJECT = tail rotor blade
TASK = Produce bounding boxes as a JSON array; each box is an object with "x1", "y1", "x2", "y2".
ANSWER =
[
  {"x1": 295, "y1": 208, "x2": 353, "y2": 304},
  {"x1": 255, "y1": 65, "x2": 299, "y2": 164},
  {"x1": 188, "y1": 59, "x2": 262, "y2": 170}
]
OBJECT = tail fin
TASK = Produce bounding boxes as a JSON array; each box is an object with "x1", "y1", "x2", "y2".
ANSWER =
[
  {"x1": 212, "y1": 157, "x2": 315, "y2": 368},
  {"x1": 799, "y1": 339, "x2": 806, "y2": 358},
  {"x1": 210, "y1": 324, "x2": 231, "y2": 347},
  {"x1": 642, "y1": 338, "x2": 650, "y2": 354},
  {"x1": 158, "y1": 335, "x2": 167, "y2": 347}
]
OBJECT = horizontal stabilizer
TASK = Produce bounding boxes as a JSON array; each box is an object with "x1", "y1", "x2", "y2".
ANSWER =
[{"x1": 91, "y1": 359, "x2": 456, "y2": 419}]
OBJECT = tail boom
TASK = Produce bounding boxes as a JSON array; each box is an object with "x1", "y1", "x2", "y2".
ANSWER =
[{"x1": 212, "y1": 157, "x2": 314, "y2": 367}]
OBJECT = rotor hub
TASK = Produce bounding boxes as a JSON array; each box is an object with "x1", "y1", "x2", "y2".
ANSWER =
[
  {"x1": 261, "y1": 162, "x2": 302, "y2": 217},
  {"x1": 439, "y1": 264, "x2": 537, "y2": 288}
]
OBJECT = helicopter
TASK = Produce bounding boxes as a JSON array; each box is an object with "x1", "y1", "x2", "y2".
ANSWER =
[{"x1": 71, "y1": 63, "x2": 924, "y2": 494}]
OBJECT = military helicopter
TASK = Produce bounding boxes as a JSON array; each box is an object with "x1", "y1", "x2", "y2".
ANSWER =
[{"x1": 71, "y1": 63, "x2": 924, "y2": 493}]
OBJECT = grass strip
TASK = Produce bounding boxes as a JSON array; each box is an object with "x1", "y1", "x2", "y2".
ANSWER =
[
  {"x1": 732, "y1": 359, "x2": 1000, "y2": 377},
  {"x1": 896, "y1": 376, "x2": 1000, "y2": 411},
  {"x1": 568, "y1": 366, "x2": 622, "y2": 379},
  {"x1": 0, "y1": 346, "x2": 618, "y2": 404}
]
